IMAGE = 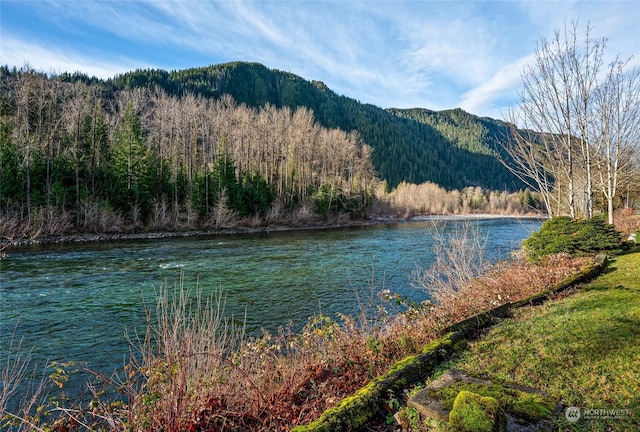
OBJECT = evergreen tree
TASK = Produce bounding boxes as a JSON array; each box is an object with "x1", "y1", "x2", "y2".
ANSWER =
[
  {"x1": 241, "y1": 171, "x2": 273, "y2": 216},
  {"x1": 210, "y1": 149, "x2": 245, "y2": 215},
  {"x1": 111, "y1": 104, "x2": 156, "y2": 219}
]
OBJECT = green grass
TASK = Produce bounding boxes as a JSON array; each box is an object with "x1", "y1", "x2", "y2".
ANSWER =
[{"x1": 453, "y1": 248, "x2": 640, "y2": 431}]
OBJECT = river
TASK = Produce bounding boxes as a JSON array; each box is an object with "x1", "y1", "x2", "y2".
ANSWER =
[{"x1": 0, "y1": 217, "x2": 541, "y2": 407}]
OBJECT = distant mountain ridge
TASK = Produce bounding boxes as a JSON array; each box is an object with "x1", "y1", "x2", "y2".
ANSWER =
[
  {"x1": 101, "y1": 61, "x2": 522, "y2": 191},
  {"x1": 385, "y1": 107, "x2": 510, "y2": 156}
]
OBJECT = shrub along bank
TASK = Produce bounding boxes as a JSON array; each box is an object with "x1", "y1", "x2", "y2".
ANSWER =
[{"x1": 523, "y1": 215, "x2": 623, "y2": 261}]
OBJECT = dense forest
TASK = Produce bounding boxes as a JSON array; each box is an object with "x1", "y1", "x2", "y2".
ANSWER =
[
  {"x1": 386, "y1": 107, "x2": 508, "y2": 156},
  {"x1": 0, "y1": 66, "x2": 378, "y2": 236},
  {"x1": 1, "y1": 62, "x2": 541, "y2": 238},
  {"x1": 70, "y1": 62, "x2": 524, "y2": 190}
]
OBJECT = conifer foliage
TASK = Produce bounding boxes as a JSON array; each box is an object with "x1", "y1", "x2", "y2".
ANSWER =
[{"x1": 523, "y1": 216, "x2": 622, "y2": 261}]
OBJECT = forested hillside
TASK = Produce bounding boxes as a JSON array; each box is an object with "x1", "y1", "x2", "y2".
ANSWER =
[
  {"x1": 0, "y1": 66, "x2": 376, "y2": 236},
  {"x1": 385, "y1": 107, "x2": 509, "y2": 156},
  {"x1": 0, "y1": 62, "x2": 533, "y2": 238},
  {"x1": 101, "y1": 62, "x2": 522, "y2": 190}
]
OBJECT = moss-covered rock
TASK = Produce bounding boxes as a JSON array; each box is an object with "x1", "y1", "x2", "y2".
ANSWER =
[
  {"x1": 408, "y1": 369, "x2": 559, "y2": 432},
  {"x1": 449, "y1": 390, "x2": 505, "y2": 432},
  {"x1": 428, "y1": 380, "x2": 557, "y2": 421},
  {"x1": 291, "y1": 332, "x2": 465, "y2": 432},
  {"x1": 511, "y1": 393, "x2": 555, "y2": 421}
]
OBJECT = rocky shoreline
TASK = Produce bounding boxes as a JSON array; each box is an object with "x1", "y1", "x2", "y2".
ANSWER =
[
  {"x1": 0, "y1": 219, "x2": 383, "y2": 250},
  {"x1": 0, "y1": 214, "x2": 545, "y2": 251}
]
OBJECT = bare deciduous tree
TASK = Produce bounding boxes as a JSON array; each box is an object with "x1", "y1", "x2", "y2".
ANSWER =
[
  {"x1": 500, "y1": 21, "x2": 639, "y2": 221},
  {"x1": 592, "y1": 59, "x2": 640, "y2": 224},
  {"x1": 63, "y1": 81, "x2": 89, "y2": 227},
  {"x1": 411, "y1": 221, "x2": 491, "y2": 299}
]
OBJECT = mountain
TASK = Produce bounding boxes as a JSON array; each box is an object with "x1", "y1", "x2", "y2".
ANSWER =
[
  {"x1": 385, "y1": 107, "x2": 509, "y2": 156},
  {"x1": 102, "y1": 62, "x2": 522, "y2": 191}
]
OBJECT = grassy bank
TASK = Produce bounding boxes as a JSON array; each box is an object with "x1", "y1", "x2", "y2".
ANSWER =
[{"x1": 433, "y1": 248, "x2": 640, "y2": 431}]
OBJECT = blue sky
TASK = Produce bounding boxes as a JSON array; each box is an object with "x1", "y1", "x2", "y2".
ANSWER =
[{"x1": 2, "y1": 1, "x2": 639, "y2": 119}]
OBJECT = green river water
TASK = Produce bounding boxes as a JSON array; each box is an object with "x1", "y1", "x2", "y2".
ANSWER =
[{"x1": 0, "y1": 217, "x2": 541, "y2": 408}]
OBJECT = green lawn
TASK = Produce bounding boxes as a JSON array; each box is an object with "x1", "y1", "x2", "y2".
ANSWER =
[{"x1": 453, "y1": 249, "x2": 640, "y2": 431}]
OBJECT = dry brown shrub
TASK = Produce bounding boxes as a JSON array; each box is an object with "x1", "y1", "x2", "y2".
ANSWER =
[
  {"x1": 148, "y1": 198, "x2": 173, "y2": 231},
  {"x1": 418, "y1": 254, "x2": 590, "y2": 330},
  {"x1": 0, "y1": 324, "x2": 50, "y2": 430},
  {"x1": 236, "y1": 214, "x2": 266, "y2": 228},
  {"x1": 78, "y1": 199, "x2": 127, "y2": 233},
  {"x1": 614, "y1": 208, "x2": 640, "y2": 234},
  {"x1": 291, "y1": 200, "x2": 319, "y2": 225},
  {"x1": 30, "y1": 206, "x2": 74, "y2": 237},
  {"x1": 265, "y1": 199, "x2": 286, "y2": 223},
  {"x1": 204, "y1": 199, "x2": 238, "y2": 229},
  {"x1": 0, "y1": 213, "x2": 22, "y2": 238},
  {"x1": 97, "y1": 207, "x2": 126, "y2": 233}
]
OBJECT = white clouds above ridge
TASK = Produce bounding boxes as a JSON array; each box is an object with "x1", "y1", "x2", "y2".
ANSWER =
[{"x1": 2, "y1": 0, "x2": 638, "y2": 119}]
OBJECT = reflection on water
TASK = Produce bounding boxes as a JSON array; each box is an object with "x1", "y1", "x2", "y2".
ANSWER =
[{"x1": 0, "y1": 217, "x2": 540, "y2": 401}]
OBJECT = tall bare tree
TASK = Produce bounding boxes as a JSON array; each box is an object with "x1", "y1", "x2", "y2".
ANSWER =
[
  {"x1": 569, "y1": 26, "x2": 606, "y2": 218},
  {"x1": 12, "y1": 70, "x2": 63, "y2": 219},
  {"x1": 592, "y1": 59, "x2": 640, "y2": 224},
  {"x1": 499, "y1": 115, "x2": 557, "y2": 217},
  {"x1": 64, "y1": 81, "x2": 90, "y2": 226},
  {"x1": 500, "y1": 21, "x2": 638, "y2": 221}
]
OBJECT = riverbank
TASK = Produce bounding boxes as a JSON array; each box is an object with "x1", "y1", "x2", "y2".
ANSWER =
[
  {"x1": 2, "y1": 219, "x2": 574, "y2": 431},
  {"x1": 0, "y1": 213, "x2": 544, "y2": 250},
  {"x1": 0, "y1": 219, "x2": 376, "y2": 249},
  {"x1": 383, "y1": 247, "x2": 639, "y2": 431}
]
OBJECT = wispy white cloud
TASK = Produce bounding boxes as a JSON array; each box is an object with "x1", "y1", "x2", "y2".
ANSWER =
[
  {"x1": 37, "y1": 1, "x2": 168, "y2": 44},
  {"x1": 400, "y1": 17, "x2": 498, "y2": 86},
  {"x1": 2, "y1": 0, "x2": 638, "y2": 117},
  {"x1": 518, "y1": 0, "x2": 640, "y2": 62},
  {"x1": 141, "y1": 1, "x2": 278, "y2": 57},
  {"x1": 460, "y1": 54, "x2": 536, "y2": 119},
  {"x1": 0, "y1": 37, "x2": 147, "y2": 78}
]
